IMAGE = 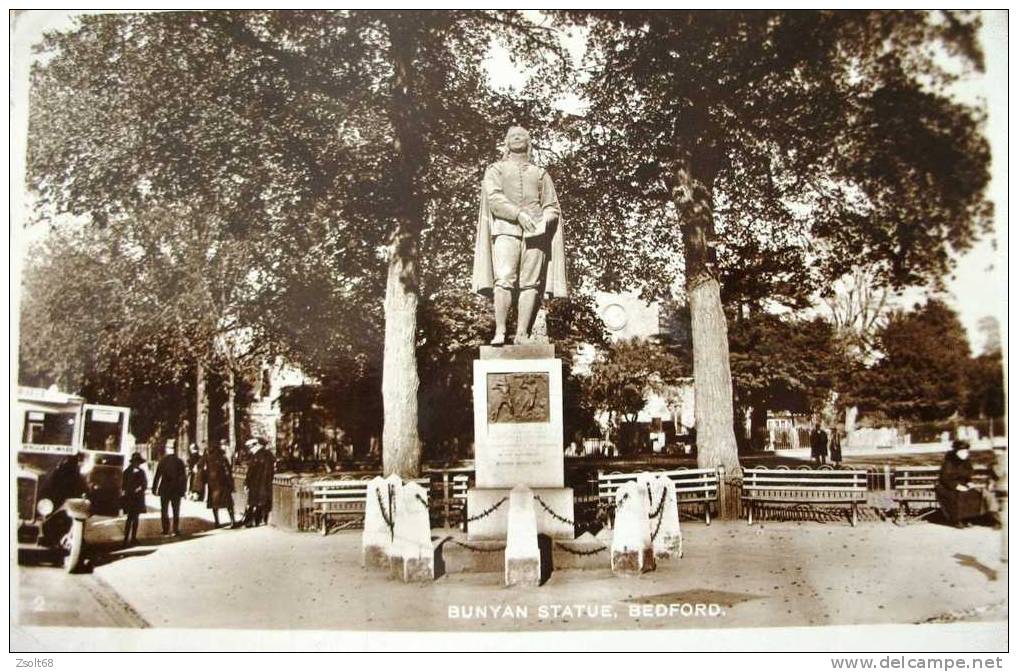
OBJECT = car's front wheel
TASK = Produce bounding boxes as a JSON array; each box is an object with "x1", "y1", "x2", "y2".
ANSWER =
[{"x1": 62, "y1": 518, "x2": 86, "y2": 573}]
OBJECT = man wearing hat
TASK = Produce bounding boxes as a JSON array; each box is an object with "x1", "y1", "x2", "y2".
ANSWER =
[
  {"x1": 152, "y1": 439, "x2": 188, "y2": 536},
  {"x1": 121, "y1": 452, "x2": 148, "y2": 547},
  {"x1": 244, "y1": 438, "x2": 275, "y2": 527},
  {"x1": 202, "y1": 439, "x2": 236, "y2": 527}
]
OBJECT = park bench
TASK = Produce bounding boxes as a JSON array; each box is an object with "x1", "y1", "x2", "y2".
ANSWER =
[
  {"x1": 741, "y1": 467, "x2": 868, "y2": 526},
  {"x1": 425, "y1": 469, "x2": 473, "y2": 529},
  {"x1": 312, "y1": 477, "x2": 430, "y2": 535},
  {"x1": 893, "y1": 465, "x2": 991, "y2": 524},
  {"x1": 597, "y1": 468, "x2": 720, "y2": 525}
]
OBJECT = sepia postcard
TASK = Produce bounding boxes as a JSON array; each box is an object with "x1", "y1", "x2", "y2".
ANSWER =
[{"x1": 10, "y1": 8, "x2": 1008, "y2": 655}]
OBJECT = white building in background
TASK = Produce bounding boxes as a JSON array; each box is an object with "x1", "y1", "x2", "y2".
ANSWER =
[
  {"x1": 579, "y1": 291, "x2": 695, "y2": 452},
  {"x1": 246, "y1": 357, "x2": 316, "y2": 448}
]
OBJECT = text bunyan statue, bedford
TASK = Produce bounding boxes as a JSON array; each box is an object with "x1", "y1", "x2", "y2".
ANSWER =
[{"x1": 471, "y1": 126, "x2": 567, "y2": 346}]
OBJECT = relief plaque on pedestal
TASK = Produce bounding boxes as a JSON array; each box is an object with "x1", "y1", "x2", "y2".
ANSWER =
[{"x1": 473, "y1": 352, "x2": 564, "y2": 489}]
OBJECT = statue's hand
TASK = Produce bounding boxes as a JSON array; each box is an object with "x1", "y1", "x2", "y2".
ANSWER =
[{"x1": 517, "y1": 211, "x2": 536, "y2": 233}]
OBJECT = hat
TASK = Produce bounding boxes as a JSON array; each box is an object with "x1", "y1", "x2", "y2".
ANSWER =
[
  {"x1": 129, "y1": 452, "x2": 145, "y2": 465},
  {"x1": 951, "y1": 439, "x2": 971, "y2": 452}
]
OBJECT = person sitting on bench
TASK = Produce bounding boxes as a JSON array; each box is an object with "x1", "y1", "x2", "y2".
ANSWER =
[{"x1": 936, "y1": 440, "x2": 984, "y2": 528}]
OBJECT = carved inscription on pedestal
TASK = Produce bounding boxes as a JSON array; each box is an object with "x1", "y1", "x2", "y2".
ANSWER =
[{"x1": 486, "y1": 373, "x2": 550, "y2": 423}]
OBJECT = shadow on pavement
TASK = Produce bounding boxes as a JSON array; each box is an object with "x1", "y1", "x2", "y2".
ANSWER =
[{"x1": 953, "y1": 553, "x2": 999, "y2": 582}]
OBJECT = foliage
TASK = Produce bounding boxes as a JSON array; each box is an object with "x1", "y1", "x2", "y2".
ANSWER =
[
  {"x1": 963, "y1": 352, "x2": 1005, "y2": 420},
  {"x1": 847, "y1": 298, "x2": 971, "y2": 420},
  {"x1": 585, "y1": 337, "x2": 688, "y2": 451},
  {"x1": 823, "y1": 265, "x2": 895, "y2": 364},
  {"x1": 23, "y1": 11, "x2": 568, "y2": 465},
  {"x1": 558, "y1": 10, "x2": 992, "y2": 297},
  {"x1": 728, "y1": 313, "x2": 850, "y2": 416}
]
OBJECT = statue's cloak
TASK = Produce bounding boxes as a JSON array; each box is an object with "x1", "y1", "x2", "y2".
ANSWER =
[{"x1": 471, "y1": 187, "x2": 568, "y2": 299}]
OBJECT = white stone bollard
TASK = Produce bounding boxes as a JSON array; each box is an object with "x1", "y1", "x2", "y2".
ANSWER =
[
  {"x1": 362, "y1": 474, "x2": 402, "y2": 570},
  {"x1": 611, "y1": 481, "x2": 655, "y2": 575},
  {"x1": 391, "y1": 481, "x2": 435, "y2": 582},
  {"x1": 638, "y1": 473, "x2": 682, "y2": 559},
  {"x1": 505, "y1": 484, "x2": 541, "y2": 587}
]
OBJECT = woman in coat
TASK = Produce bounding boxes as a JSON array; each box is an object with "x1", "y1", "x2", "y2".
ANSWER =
[
  {"x1": 829, "y1": 427, "x2": 844, "y2": 466},
  {"x1": 202, "y1": 443, "x2": 236, "y2": 527},
  {"x1": 121, "y1": 452, "x2": 148, "y2": 547},
  {"x1": 936, "y1": 440, "x2": 984, "y2": 528}
]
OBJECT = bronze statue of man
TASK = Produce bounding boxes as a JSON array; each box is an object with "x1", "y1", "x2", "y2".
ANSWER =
[{"x1": 471, "y1": 126, "x2": 567, "y2": 345}]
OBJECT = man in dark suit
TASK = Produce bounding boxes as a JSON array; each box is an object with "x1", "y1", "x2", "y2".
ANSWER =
[
  {"x1": 810, "y1": 424, "x2": 829, "y2": 466},
  {"x1": 152, "y1": 440, "x2": 188, "y2": 536},
  {"x1": 244, "y1": 438, "x2": 275, "y2": 527}
]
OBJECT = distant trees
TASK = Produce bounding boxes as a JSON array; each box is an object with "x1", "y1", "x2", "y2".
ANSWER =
[
  {"x1": 728, "y1": 314, "x2": 849, "y2": 450},
  {"x1": 846, "y1": 299, "x2": 975, "y2": 421}
]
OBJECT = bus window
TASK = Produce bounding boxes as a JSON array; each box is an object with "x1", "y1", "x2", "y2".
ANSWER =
[
  {"x1": 83, "y1": 408, "x2": 125, "y2": 452},
  {"x1": 22, "y1": 411, "x2": 76, "y2": 447}
]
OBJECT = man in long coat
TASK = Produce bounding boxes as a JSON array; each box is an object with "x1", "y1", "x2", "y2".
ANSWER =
[
  {"x1": 472, "y1": 126, "x2": 567, "y2": 345},
  {"x1": 810, "y1": 424, "x2": 829, "y2": 466},
  {"x1": 152, "y1": 440, "x2": 188, "y2": 536},
  {"x1": 244, "y1": 438, "x2": 275, "y2": 527},
  {"x1": 202, "y1": 442, "x2": 236, "y2": 527}
]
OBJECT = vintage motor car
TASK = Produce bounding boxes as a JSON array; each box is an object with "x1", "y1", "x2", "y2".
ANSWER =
[
  {"x1": 17, "y1": 465, "x2": 91, "y2": 572},
  {"x1": 16, "y1": 386, "x2": 132, "y2": 573}
]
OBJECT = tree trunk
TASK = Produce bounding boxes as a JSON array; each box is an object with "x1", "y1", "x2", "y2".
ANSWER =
[
  {"x1": 195, "y1": 363, "x2": 209, "y2": 451},
  {"x1": 382, "y1": 241, "x2": 421, "y2": 478},
  {"x1": 380, "y1": 16, "x2": 425, "y2": 479},
  {"x1": 669, "y1": 155, "x2": 740, "y2": 474}
]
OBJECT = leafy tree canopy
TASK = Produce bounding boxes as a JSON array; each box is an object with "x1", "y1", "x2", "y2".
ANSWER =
[{"x1": 848, "y1": 298, "x2": 971, "y2": 420}]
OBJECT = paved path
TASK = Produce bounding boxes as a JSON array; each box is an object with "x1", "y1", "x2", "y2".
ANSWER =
[
  {"x1": 17, "y1": 495, "x2": 1003, "y2": 638},
  {"x1": 14, "y1": 561, "x2": 148, "y2": 631}
]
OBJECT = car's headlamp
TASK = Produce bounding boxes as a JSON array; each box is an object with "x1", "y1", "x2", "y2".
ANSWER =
[{"x1": 37, "y1": 498, "x2": 54, "y2": 516}]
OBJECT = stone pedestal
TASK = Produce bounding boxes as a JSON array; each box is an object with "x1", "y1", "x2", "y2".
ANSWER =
[
  {"x1": 611, "y1": 481, "x2": 656, "y2": 575},
  {"x1": 468, "y1": 344, "x2": 574, "y2": 544},
  {"x1": 362, "y1": 474, "x2": 401, "y2": 570},
  {"x1": 472, "y1": 345, "x2": 564, "y2": 489},
  {"x1": 390, "y1": 481, "x2": 434, "y2": 582},
  {"x1": 638, "y1": 472, "x2": 683, "y2": 559},
  {"x1": 504, "y1": 485, "x2": 540, "y2": 587}
]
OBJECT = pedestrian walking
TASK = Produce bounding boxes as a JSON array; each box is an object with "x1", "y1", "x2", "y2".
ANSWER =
[
  {"x1": 186, "y1": 443, "x2": 202, "y2": 501},
  {"x1": 152, "y1": 440, "x2": 188, "y2": 536},
  {"x1": 121, "y1": 452, "x2": 148, "y2": 547},
  {"x1": 810, "y1": 423, "x2": 829, "y2": 466},
  {"x1": 243, "y1": 438, "x2": 275, "y2": 527},
  {"x1": 989, "y1": 446, "x2": 1007, "y2": 561},
  {"x1": 829, "y1": 426, "x2": 844, "y2": 466},
  {"x1": 936, "y1": 440, "x2": 984, "y2": 528},
  {"x1": 202, "y1": 441, "x2": 236, "y2": 528}
]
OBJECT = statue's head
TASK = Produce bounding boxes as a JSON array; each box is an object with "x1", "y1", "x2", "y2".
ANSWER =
[{"x1": 502, "y1": 126, "x2": 532, "y2": 160}]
